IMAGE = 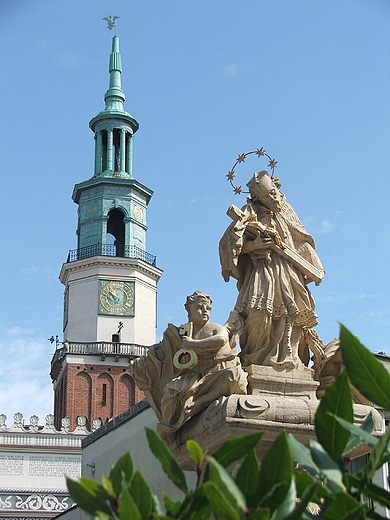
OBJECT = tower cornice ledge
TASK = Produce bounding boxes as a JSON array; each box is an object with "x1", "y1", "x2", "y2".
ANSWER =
[
  {"x1": 89, "y1": 111, "x2": 139, "y2": 133},
  {"x1": 59, "y1": 256, "x2": 163, "y2": 286},
  {"x1": 72, "y1": 176, "x2": 153, "y2": 204}
]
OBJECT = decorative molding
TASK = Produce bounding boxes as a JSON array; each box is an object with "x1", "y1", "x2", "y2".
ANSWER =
[
  {"x1": 0, "y1": 413, "x2": 93, "y2": 436},
  {"x1": 0, "y1": 492, "x2": 72, "y2": 513},
  {"x1": 60, "y1": 256, "x2": 162, "y2": 285},
  {"x1": 0, "y1": 489, "x2": 66, "y2": 494}
]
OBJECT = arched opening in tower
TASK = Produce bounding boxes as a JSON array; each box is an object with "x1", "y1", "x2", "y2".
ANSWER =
[
  {"x1": 107, "y1": 209, "x2": 125, "y2": 257},
  {"x1": 113, "y1": 129, "x2": 121, "y2": 172}
]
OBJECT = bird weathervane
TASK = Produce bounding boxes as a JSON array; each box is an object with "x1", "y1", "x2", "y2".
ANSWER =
[{"x1": 103, "y1": 15, "x2": 120, "y2": 31}]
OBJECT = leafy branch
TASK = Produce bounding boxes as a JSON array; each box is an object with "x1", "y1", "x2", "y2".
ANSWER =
[{"x1": 67, "y1": 325, "x2": 390, "y2": 519}]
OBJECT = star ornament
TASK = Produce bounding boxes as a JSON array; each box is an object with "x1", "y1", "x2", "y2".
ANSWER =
[
  {"x1": 225, "y1": 147, "x2": 277, "y2": 195},
  {"x1": 268, "y1": 158, "x2": 278, "y2": 170}
]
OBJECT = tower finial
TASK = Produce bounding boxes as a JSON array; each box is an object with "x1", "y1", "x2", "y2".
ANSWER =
[
  {"x1": 103, "y1": 35, "x2": 125, "y2": 112},
  {"x1": 103, "y1": 15, "x2": 120, "y2": 31},
  {"x1": 89, "y1": 27, "x2": 139, "y2": 178}
]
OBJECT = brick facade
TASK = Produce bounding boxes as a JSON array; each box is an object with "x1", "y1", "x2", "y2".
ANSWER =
[{"x1": 54, "y1": 362, "x2": 144, "y2": 430}]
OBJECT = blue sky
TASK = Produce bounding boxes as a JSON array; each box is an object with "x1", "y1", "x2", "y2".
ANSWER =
[{"x1": 0, "y1": 0, "x2": 389, "y2": 424}]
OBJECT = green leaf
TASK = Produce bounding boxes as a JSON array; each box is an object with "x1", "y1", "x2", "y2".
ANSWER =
[
  {"x1": 315, "y1": 370, "x2": 353, "y2": 460},
  {"x1": 207, "y1": 455, "x2": 247, "y2": 512},
  {"x1": 281, "y1": 482, "x2": 317, "y2": 520},
  {"x1": 359, "y1": 424, "x2": 390, "y2": 489},
  {"x1": 163, "y1": 494, "x2": 182, "y2": 516},
  {"x1": 101, "y1": 475, "x2": 115, "y2": 498},
  {"x1": 337, "y1": 412, "x2": 378, "y2": 456},
  {"x1": 213, "y1": 432, "x2": 264, "y2": 468},
  {"x1": 342, "y1": 472, "x2": 361, "y2": 490},
  {"x1": 365, "y1": 511, "x2": 387, "y2": 520},
  {"x1": 66, "y1": 477, "x2": 112, "y2": 516},
  {"x1": 95, "y1": 513, "x2": 113, "y2": 520},
  {"x1": 203, "y1": 481, "x2": 243, "y2": 520},
  {"x1": 323, "y1": 491, "x2": 363, "y2": 520},
  {"x1": 109, "y1": 452, "x2": 134, "y2": 495},
  {"x1": 340, "y1": 325, "x2": 390, "y2": 410},
  {"x1": 294, "y1": 469, "x2": 332, "y2": 502},
  {"x1": 235, "y1": 448, "x2": 259, "y2": 508},
  {"x1": 272, "y1": 477, "x2": 297, "y2": 520},
  {"x1": 378, "y1": 449, "x2": 390, "y2": 469},
  {"x1": 187, "y1": 439, "x2": 204, "y2": 465},
  {"x1": 152, "y1": 494, "x2": 164, "y2": 516},
  {"x1": 145, "y1": 427, "x2": 188, "y2": 494},
  {"x1": 310, "y1": 440, "x2": 345, "y2": 492},
  {"x1": 248, "y1": 507, "x2": 271, "y2": 519},
  {"x1": 257, "y1": 431, "x2": 292, "y2": 511},
  {"x1": 363, "y1": 480, "x2": 390, "y2": 509},
  {"x1": 119, "y1": 487, "x2": 141, "y2": 520},
  {"x1": 177, "y1": 486, "x2": 213, "y2": 520},
  {"x1": 129, "y1": 470, "x2": 154, "y2": 519},
  {"x1": 342, "y1": 472, "x2": 387, "y2": 514},
  {"x1": 288, "y1": 434, "x2": 321, "y2": 480}
]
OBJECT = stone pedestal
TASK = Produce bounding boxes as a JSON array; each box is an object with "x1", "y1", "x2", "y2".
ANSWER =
[
  {"x1": 246, "y1": 364, "x2": 319, "y2": 399},
  {"x1": 171, "y1": 371, "x2": 383, "y2": 470}
]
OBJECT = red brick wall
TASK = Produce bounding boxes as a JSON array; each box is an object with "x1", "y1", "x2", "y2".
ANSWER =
[{"x1": 54, "y1": 362, "x2": 145, "y2": 430}]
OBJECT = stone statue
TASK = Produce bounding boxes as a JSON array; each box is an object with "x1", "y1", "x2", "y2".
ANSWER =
[
  {"x1": 129, "y1": 291, "x2": 247, "y2": 442},
  {"x1": 219, "y1": 171, "x2": 325, "y2": 370}
]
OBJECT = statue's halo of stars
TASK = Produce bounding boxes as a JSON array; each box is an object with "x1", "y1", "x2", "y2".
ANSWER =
[{"x1": 226, "y1": 148, "x2": 278, "y2": 195}]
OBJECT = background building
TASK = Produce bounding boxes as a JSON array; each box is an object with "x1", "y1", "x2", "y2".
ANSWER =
[
  {"x1": 50, "y1": 34, "x2": 162, "y2": 432},
  {"x1": 0, "y1": 413, "x2": 87, "y2": 519},
  {"x1": 0, "y1": 34, "x2": 161, "y2": 520}
]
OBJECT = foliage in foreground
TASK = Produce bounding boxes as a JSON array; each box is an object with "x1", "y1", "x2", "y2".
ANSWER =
[{"x1": 67, "y1": 325, "x2": 390, "y2": 519}]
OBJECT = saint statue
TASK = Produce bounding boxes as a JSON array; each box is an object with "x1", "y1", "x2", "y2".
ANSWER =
[
  {"x1": 129, "y1": 291, "x2": 247, "y2": 442},
  {"x1": 219, "y1": 171, "x2": 325, "y2": 370}
]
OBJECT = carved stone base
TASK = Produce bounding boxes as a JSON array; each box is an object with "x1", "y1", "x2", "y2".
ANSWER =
[
  {"x1": 171, "y1": 394, "x2": 383, "y2": 470},
  {"x1": 245, "y1": 364, "x2": 319, "y2": 399}
]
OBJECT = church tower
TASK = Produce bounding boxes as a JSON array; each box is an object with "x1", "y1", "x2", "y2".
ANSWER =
[{"x1": 50, "y1": 35, "x2": 162, "y2": 430}]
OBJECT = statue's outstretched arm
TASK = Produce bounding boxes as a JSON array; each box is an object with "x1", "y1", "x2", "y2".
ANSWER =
[{"x1": 181, "y1": 325, "x2": 229, "y2": 353}]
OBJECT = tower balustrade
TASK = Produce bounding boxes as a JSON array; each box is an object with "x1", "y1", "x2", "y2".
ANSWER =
[{"x1": 66, "y1": 243, "x2": 156, "y2": 265}]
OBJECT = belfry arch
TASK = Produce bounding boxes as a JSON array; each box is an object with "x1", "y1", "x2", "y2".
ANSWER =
[{"x1": 107, "y1": 208, "x2": 125, "y2": 256}]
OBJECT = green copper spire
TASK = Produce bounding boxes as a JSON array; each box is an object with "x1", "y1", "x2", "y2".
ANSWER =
[
  {"x1": 104, "y1": 36, "x2": 125, "y2": 112},
  {"x1": 72, "y1": 33, "x2": 153, "y2": 260},
  {"x1": 89, "y1": 35, "x2": 139, "y2": 178}
]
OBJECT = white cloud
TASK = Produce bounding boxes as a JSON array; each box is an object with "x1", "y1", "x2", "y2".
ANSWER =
[
  {"x1": 0, "y1": 332, "x2": 53, "y2": 423},
  {"x1": 317, "y1": 293, "x2": 368, "y2": 304},
  {"x1": 21, "y1": 264, "x2": 53, "y2": 276},
  {"x1": 224, "y1": 61, "x2": 259, "y2": 77},
  {"x1": 57, "y1": 51, "x2": 83, "y2": 69},
  {"x1": 7, "y1": 326, "x2": 37, "y2": 336},
  {"x1": 225, "y1": 62, "x2": 239, "y2": 77},
  {"x1": 318, "y1": 220, "x2": 334, "y2": 234}
]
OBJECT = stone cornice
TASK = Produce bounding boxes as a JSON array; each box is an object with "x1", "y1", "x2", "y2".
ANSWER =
[
  {"x1": 0, "y1": 443, "x2": 82, "y2": 452},
  {"x1": 0, "y1": 488, "x2": 67, "y2": 494},
  {"x1": 0, "y1": 413, "x2": 91, "y2": 438},
  {"x1": 60, "y1": 256, "x2": 163, "y2": 285}
]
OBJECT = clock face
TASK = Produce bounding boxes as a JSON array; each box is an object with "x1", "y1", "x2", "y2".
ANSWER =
[
  {"x1": 133, "y1": 206, "x2": 143, "y2": 222},
  {"x1": 99, "y1": 281, "x2": 135, "y2": 316}
]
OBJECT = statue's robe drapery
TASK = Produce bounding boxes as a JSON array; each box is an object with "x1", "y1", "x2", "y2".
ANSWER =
[
  {"x1": 130, "y1": 324, "x2": 247, "y2": 440},
  {"x1": 219, "y1": 197, "x2": 324, "y2": 368}
]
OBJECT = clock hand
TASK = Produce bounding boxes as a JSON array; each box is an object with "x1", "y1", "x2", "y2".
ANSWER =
[{"x1": 108, "y1": 288, "x2": 119, "y2": 303}]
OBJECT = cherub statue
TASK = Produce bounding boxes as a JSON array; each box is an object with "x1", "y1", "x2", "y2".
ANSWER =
[{"x1": 129, "y1": 291, "x2": 247, "y2": 443}]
